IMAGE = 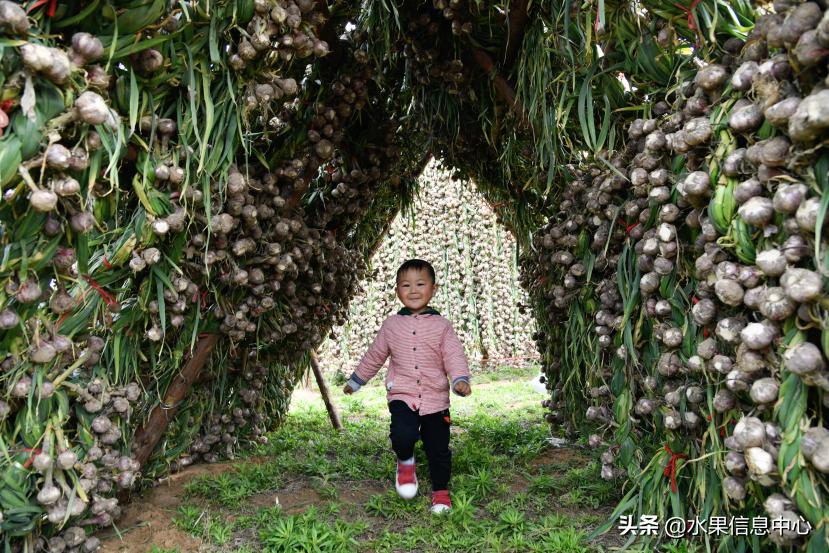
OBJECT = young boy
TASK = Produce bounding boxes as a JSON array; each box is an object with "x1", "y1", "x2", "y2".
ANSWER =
[{"x1": 343, "y1": 259, "x2": 472, "y2": 513}]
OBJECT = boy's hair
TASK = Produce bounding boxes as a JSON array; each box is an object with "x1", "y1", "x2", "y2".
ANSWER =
[{"x1": 396, "y1": 259, "x2": 436, "y2": 285}]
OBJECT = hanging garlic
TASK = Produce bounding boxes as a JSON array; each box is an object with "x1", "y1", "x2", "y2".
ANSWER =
[{"x1": 781, "y1": 268, "x2": 823, "y2": 303}]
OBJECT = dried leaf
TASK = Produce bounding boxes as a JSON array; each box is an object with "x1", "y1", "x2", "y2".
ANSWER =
[{"x1": 21, "y1": 76, "x2": 37, "y2": 122}]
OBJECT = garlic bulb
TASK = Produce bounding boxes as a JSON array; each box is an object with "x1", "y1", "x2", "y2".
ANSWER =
[
  {"x1": 30, "y1": 189, "x2": 59, "y2": 212},
  {"x1": 0, "y1": 1, "x2": 30, "y2": 34},
  {"x1": 29, "y1": 340, "x2": 56, "y2": 364},
  {"x1": 697, "y1": 338, "x2": 717, "y2": 360},
  {"x1": 764, "y1": 493, "x2": 793, "y2": 518},
  {"x1": 725, "y1": 451, "x2": 747, "y2": 476},
  {"x1": 750, "y1": 377, "x2": 779, "y2": 404},
  {"x1": 0, "y1": 308, "x2": 19, "y2": 329},
  {"x1": 711, "y1": 354, "x2": 733, "y2": 374},
  {"x1": 723, "y1": 476, "x2": 747, "y2": 500},
  {"x1": 737, "y1": 347, "x2": 766, "y2": 373},
  {"x1": 759, "y1": 287, "x2": 795, "y2": 321},
  {"x1": 802, "y1": 427, "x2": 829, "y2": 461},
  {"x1": 695, "y1": 64, "x2": 729, "y2": 91},
  {"x1": 734, "y1": 177, "x2": 762, "y2": 204},
  {"x1": 756, "y1": 249, "x2": 787, "y2": 277},
  {"x1": 795, "y1": 197, "x2": 822, "y2": 231},
  {"x1": 71, "y1": 32, "x2": 104, "y2": 63},
  {"x1": 20, "y1": 43, "x2": 71, "y2": 83},
  {"x1": 75, "y1": 91, "x2": 110, "y2": 125},
  {"x1": 725, "y1": 369, "x2": 752, "y2": 393},
  {"x1": 734, "y1": 417, "x2": 766, "y2": 448},
  {"x1": 731, "y1": 61, "x2": 759, "y2": 90},
  {"x1": 70, "y1": 212, "x2": 96, "y2": 234},
  {"x1": 740, "y1": 322, "x2": 777, "y2": 350},
  {"x1": 53, "y1": 176, "x2": 81, "y2": 197},
  {"x1": 765, "y1": 97, "x2": 801, "y2": 128},
  {"x1": 781, "y1": 268, "x2": 823, "y2": 303},
  {"x1": 783, "y1": 342, "x2": 826, "y2": 375},
  {"x1": 715, "y1": 279, "x2": 745, "y2": 306},
  {"x1": 716, "y1": 318, "x2": 746, "y2": 345},
  {"x1": 772, "y1": 183, "x2": 807, "y2": 214},
  {"x1": 738, "y1": 197, "x2": 775, "y2": 227},
  {"x1": 713, "y1": 389, "x2": 736, "y2": 412},
  {"x1": 744, "y1": 447, "x2": 776, "y2": 484},
  {"x1": 743, "y1": 285, "x2": 767, "y2": 310},
  {"x1": 809, "y1": 436, "x2": 829, "y2": 473},
  {"x1": 57, "y1": 450, "x2": 78, "y2": 470}
]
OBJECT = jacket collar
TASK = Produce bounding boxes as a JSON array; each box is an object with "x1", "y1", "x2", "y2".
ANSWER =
[{"x1": 398, "y1": 306, "x2": 441, "y2": 316}]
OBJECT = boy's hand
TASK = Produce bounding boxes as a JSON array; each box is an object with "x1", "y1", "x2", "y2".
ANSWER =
[
  {"x1": 453, "y1": 381, "x2": 471, "y2": 396},
  {"x1": 343, "y1": 383, "x2": 354, "y2": 395}
]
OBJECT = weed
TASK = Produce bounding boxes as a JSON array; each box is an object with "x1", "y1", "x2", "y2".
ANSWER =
[
  {"x1": 206, "y1": 518, "x2": 233, "y2": 545},
  {"x1": 527, "y1": 472, "x2": 561, "y2": 494},
  {"x1": 495, "y1": 506, "x2": 526, "y2": 535},
  {"x1": 446, "y1": 491, "x2": 476, "y2": 528},
  {"x1": 364, "y1": 490, "x2": 423, "y2": 519},
  {"x1": 259, "y1": 510, "x2": 362, "y2": 552},
  {"x1": 172, "y1": 505, "x2": 205, "y2": 537}
]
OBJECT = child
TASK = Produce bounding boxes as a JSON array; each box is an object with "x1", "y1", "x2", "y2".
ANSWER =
[{"x1": 343, "y1": 259, "x2": 472, "y2": 514}]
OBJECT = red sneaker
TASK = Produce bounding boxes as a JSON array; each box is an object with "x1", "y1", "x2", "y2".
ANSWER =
[
  {"x1": 431, "y1": 490, "x2": 451, "y2": 514},
  {"x1": 395, "y1": 460, "x2": 417, "y2": 499}
]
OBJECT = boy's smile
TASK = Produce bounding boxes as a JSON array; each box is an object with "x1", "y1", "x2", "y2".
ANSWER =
[{"x1": 396, "y1": 268, "x2": 437, "y2": 314}]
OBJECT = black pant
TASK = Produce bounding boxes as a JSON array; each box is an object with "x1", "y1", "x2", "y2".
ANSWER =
[{"x1": 388, "y1": 400, "x2": 451, "y2": 491}]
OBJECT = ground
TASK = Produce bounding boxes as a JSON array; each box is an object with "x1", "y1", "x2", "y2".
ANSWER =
[{"x1": 98, "y1": 366, "x2": 628, "y2": 553}]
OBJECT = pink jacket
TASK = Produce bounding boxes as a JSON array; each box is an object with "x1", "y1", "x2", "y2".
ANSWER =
[{"x1": 346, "y1": 307, "x2": 471, "y2": 415}]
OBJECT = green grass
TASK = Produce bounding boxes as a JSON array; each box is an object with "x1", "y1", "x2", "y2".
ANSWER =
[{"x1": 152, "y1": 365, "x2": 623, "y2": 552}]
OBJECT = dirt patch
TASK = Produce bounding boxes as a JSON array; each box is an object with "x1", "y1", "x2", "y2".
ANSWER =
[
  {"x1": 527, "y1": 446, "x2": 588, "y2": 469},
  {"x1": 505, "y1": 447, "x2": 586, "y2": 493},
  {"x1": 248, "y1": 478, "x2": 388, "y2": 514},
  {"x1": 98, "y1": 456, "x2": 392, "y2": 552},
  {"x1": 98, "y1": 458, "x2": 267, "y2": 553}
]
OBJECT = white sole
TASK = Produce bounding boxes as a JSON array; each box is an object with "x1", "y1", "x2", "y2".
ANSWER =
[
  {"x1": 396, "y1": 483, "x2": 417, "y2": 499},
  {"x1": 395, "y1": 465, "x2": 417, "y2": 499}
]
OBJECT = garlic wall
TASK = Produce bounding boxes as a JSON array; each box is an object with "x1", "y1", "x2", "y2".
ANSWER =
[{"x1": 318, "y1": 158, "x2": 538, "y2": 377}]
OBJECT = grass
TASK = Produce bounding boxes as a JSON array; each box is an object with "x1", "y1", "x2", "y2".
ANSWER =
[{"x1": 154, "y1": 365, "x2": 625, "y2": 552}]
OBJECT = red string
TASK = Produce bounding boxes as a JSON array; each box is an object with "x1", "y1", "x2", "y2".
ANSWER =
[
  {"x1": 102, "y1": 257, "x2": 112, "y2": 270},
  {"x1": 617, "y1": 218, "x2": 639, "y2": 236},
  {"x1": 13, "y1": 448, "x2": 42, "y2": 469},
  {"x1": 82, "y1": 275, "x2": 118, "y2": 308},
  {"x1": 674, "y1": 0, "x2": 702, "y2": 46},
  {"x1": 55, "y1": 311, "x2": 69, "y2": 330},
  {"x1": 663, "y1": 444, "x2": 688, "y2": 493},
  {"x1": 27, "y1": 0, "x2": 58, "y2": 16}
]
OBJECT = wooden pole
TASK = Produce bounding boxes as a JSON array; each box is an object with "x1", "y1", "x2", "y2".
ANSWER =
[
  {"x1": 131, "y1": 333, "x2": 220, "y2": 468},
  {"x1": 310, "y1": 350, "x2": 343, "y2": 431},
  {"x1": 470, "y1": 48, "x2": 534, "y2": 134},
  {"x1": 503, "y1": 0, "x2": 530, "y2": 71}
]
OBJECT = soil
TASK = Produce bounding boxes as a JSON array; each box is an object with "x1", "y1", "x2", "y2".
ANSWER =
[{"x1": 98, "y1": 462, "x2": 231, "y2": 553}]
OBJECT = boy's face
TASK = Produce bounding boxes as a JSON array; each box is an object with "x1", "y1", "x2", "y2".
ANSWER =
[{"x1": 396, "y1": 268, "x2": 437, "y2": 313}]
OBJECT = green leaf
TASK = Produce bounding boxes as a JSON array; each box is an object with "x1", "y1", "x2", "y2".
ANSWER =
[
  {"x1": 129, "y1": 69, "x2": 139, "y2": 134},
  {"x1": 0, "y1": 136, "x2": 22, "y2": 188}
]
